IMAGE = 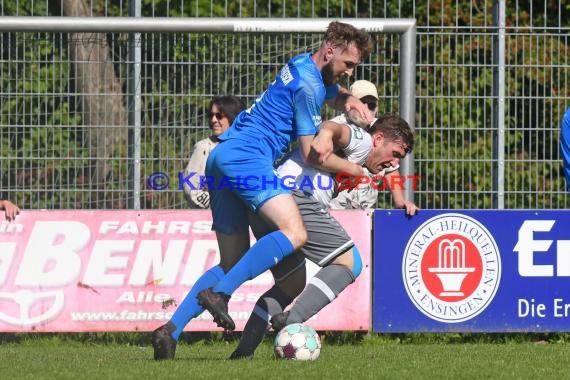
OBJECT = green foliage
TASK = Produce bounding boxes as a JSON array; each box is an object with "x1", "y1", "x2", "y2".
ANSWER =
[
  {"x1": 0, "y1": 32, "x2": 87, "y2": 208},
  {"x1": 408, "y1": 6, "x2": 570, "y2": 208},
  {"x1": 1, "y1": 0, "x2": 48, "y2": 16},
  {"x1": 2, "y1": 1, "x2": 570, "y2": 209}
]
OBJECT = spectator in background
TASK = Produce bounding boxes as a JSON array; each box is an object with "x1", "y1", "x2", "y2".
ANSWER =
[
  {"x1": 561, "y1": 106, "x2": 570, "y2": 192},
  {"x1": 0, "y1": 199, "x2": 20, "y2": 221},
  {"x1": 182, "y1": 95, "x2": 246, "y2": 208},
  {"x1": 329, "y1": 80, "x2": 419, "y2": 215}
]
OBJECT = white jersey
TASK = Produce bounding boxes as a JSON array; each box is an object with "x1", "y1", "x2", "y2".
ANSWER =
[{"x1": 276, "y1": 118, "x2": 372, "y2": 208}]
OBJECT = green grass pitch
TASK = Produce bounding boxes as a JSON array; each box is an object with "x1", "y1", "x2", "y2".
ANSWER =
[{"x1": 1, "y1": 334, "x2": 569, "y2": 379}]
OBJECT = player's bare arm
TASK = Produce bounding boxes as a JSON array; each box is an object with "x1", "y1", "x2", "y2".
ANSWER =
[
  {"x1": 299, "y1": 122, "x2": 364, "y2": 176},
  {"x1": 299, "y1": 124, "x2": 334, "y2": 164},
  {"x1": 313, "y1": 120, "x2": 352, "y2": 151},
  {"x1": 316, "y1": 153, "x2": 365, "y2": 177},
  {"x1": 346, "y1": 109, "x2": 372, "y2": 129},
  {"x1": 384, "y1": 170, "x2": 420, "y2": 216},
  {"x1": 326, "y1": 91, "x2": 372, "y2": 123}
]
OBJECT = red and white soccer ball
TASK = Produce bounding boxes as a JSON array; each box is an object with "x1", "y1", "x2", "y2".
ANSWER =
[{"x1": 274, "y1": 323, "x2": 321, "y2": 361}]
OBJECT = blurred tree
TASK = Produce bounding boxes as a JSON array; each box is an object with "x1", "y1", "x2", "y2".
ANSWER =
[{"x1": 63, "y1": 0, "x2": 127, "y2": 208}]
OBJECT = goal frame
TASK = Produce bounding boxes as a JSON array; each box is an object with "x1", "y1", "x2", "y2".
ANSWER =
[{"x1": 0, "y1": 17, "x2": 417, "y2": 209}]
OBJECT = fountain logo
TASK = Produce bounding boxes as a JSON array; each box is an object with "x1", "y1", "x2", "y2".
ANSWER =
[{"x1": 402, "y1": 213, "x2": 501, "y2": 323}]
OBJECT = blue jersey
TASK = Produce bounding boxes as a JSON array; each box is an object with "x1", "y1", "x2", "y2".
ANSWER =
[{"x1": 218, "y1": 53, "x2": 340, "y2": 162}]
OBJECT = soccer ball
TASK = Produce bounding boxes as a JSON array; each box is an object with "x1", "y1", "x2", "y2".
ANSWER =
[{"x1": 274, "y1": 323, "x2": 321, "y2": 360}]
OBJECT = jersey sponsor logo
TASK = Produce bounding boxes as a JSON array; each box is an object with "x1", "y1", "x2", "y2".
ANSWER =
[
  {"x1": 312, "y1": 115, "x2": 322, "y2": 127},
  {"x1": 280, "y1": 64, "x2": 294, "y2": 85},
  {"x1": 402, "y1": 213, "x2": 501, "y2": 323},
  {"x1": 351, "y1": 126, "x2": 363, "y2": 140}
]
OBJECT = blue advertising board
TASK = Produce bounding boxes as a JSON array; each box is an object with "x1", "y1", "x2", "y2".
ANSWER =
[{"x1": 373, "y1": 209, "x2": 570, "y2": 332}]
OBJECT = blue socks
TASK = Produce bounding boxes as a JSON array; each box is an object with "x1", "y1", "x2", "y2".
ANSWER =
[
  {"x1": 169, "y1": 231, "x2": 295, "y2": 339},
  {"x1": 169, "y1": 265, "x2": 225, "y2": 340},
  {"x1": 213, "y1": 230, "x2": 294, "y2": 296}
]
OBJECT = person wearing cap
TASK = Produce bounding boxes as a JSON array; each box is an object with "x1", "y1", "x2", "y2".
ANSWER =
[{"x1": 328, "y1": 80, "x2": 419, "y2": 215}]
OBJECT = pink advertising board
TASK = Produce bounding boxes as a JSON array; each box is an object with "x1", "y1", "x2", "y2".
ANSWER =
[{"x1": 0, "y1": 210, "x2": 371, "y2": 332}]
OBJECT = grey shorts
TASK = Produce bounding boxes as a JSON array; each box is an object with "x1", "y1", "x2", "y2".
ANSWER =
[{"x1": 271, "y1": 190, "x2": 354, "y2": 282}]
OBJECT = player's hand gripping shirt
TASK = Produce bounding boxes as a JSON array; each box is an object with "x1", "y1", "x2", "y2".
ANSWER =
[{"x1": 277, "y1": 122, "x2": 373, "y2": 208}]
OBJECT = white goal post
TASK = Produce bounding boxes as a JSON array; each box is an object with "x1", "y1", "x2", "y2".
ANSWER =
[{"x1": 0, "y1": 17, "x2": 416, "y2": 209}]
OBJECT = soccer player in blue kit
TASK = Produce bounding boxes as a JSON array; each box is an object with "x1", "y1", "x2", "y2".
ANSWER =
[{"x1": 152, "y1": 21, "x2": 373, "y2": 360}]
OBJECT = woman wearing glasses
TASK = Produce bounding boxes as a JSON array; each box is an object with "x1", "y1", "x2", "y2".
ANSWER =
[{"x1": 183, "y1": 95, "x2": 246, "y2": 209}]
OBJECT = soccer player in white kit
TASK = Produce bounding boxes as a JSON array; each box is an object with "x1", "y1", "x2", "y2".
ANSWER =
[{"x1": 231, "y1": 113, "x2": 415, "y2": 359}]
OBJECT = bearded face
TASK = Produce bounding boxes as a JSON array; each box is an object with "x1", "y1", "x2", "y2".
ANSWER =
[
  {"x1": 321, "y1": 60, "x2": 336, "y2": 86},
  {"x1": 320, "y1": 44, "x2": 361, "y2": 86}
]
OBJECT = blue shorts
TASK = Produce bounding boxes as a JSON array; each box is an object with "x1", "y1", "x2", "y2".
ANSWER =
[{"x1": 206, "y1": 139, "x2": 291, "y2": 234}]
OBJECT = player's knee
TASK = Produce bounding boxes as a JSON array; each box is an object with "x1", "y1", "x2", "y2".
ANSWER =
[
  {"x1": 283, "y1": 226, "x2": 308, "y2": 250},
  {"x1": 295, "y1": 228, "x2": 308, "y2": 248}
]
